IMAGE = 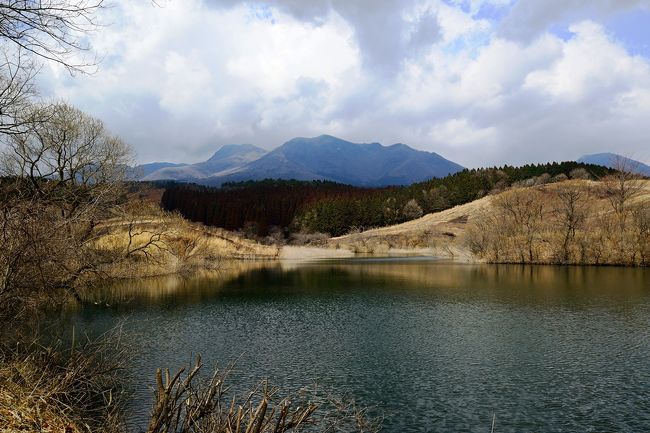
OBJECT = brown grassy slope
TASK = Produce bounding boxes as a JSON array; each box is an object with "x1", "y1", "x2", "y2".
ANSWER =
[
  {"x1": 329, "y1": 179, "x2": 650, "y2": 261},
  {"x1": 92, "y1": 187, "x2": 279, "y2": 280},
  {"x1": 328, "y1": 192, "x2": 492, "y2": 259},
  {"x1": 95, "y1": 218, "x2": 279, "y2": 279}
]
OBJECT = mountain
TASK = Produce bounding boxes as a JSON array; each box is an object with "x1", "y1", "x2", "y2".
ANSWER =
[
  {"x1": 204, "y1": 135, "x2": 464, "y2": 186},
  {"x1": 141, "y1": 144, "x2": 267, "y2": 181},
  {"x1": 129, "y1": 162, "x2": 183, "y2": 179},
  {"x1": 577, "y1": 153, "x2": 650, "y2": 176}
]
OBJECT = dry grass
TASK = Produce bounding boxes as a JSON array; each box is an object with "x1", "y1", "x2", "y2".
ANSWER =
[
  {"x1": 466, "y1": 179, "x2": 650, "y2": 265},
  {"x1": 0, "y1": 328, "x2": 128, "y2": 433},
  {"x1": 93, "y1": 203, "x2": 280, "y2": 280},
  {"x1": 329, "y1": 195, "x2": 491, "y2": 260}
]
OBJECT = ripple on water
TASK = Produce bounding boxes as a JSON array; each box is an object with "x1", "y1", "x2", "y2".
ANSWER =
[{"x1": 68, "y1": 261, "x2": 650, "y2": 432}]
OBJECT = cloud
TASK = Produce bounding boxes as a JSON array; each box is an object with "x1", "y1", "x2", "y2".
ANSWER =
[
  {"x1": 33, "y1": 0, "x2": 650, "y2": 168},
  {"x1": 206, "y1": 0, "x2": 444, "y2": 75}
]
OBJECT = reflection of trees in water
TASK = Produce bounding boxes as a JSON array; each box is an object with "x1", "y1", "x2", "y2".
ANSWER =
[
  {"x1": 84, "y1": 260, "x2": 649, "y2": 310},
  {"x1": 83, "y1": 260, "x2": 281, "y2": 306},
  {"x1": 331, "y1": 262, "x2": 649, "y2": 305}
]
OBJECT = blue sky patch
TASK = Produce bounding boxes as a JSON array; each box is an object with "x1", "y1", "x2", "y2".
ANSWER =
[{"x1": 605, "y1": 9, "x2": 650, "y2": 58}]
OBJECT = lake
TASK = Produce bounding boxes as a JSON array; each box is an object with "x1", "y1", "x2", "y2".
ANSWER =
[{"x1": 65, "y1": 258, "x2": 650, "y2": 432}]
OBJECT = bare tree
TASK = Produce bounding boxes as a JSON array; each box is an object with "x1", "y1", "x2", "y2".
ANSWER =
[
  {"x1": 0, "y1": 0, "x2": 104, "y2": 71},
  {"x1": 421, "y1": 186, "x2": 449, "y2": 213},
  {"x1": 0, "y1": 103, "x2": 133, "y2": 321},
  {"x1": 2, "y1": 102, "x2": 132, "y2": 215},
  {"x1": 466, "y1": 212, "x2": 506, "y2": 262},
  {"x1": 554, "y1": 185, "x2": 586, "y2": 263},
  {"x1": 601, "y1": 155, "x2": 645, "y2": 257},
  {"x1": 402, "y1": 199, "x2": 424, "y2": 220},
  {"x1": 0, "y1": 49, "x2": 39, "y2": 135},
  {"x1": 631, "y1": 204, "x2": 650, "y2": 266},
  {"x1": 493, "y1": 189, "x2": 545, "y2": 263},
  {"x1": 0, "y1": 0, "x2": 105, "y2": 135},
  {"x1": 602, "y1": 155, "x2": 644, "y2": 218}
]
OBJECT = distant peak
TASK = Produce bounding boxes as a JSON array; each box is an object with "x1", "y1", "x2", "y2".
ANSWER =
[{"x1": 209, "y1": 143, "x2": 265, "y2": 160}]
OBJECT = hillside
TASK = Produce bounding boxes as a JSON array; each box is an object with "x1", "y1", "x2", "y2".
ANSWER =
[
  {"x1": 163, "y1": 161, "x2": 612, "y2": 239},
  {"x1": 329, "y1": 179, "x2": 650, "y2": 265},
  {"x1": 328, "y1": 193, "x2": 493, "y2": 259}
]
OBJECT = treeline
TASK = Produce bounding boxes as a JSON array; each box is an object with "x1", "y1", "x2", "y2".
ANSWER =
[
  {"x1": 161, "y1": 162, "x2": 613, "y2": 237},
  {"x1": 161, "y1": 180, "x2": 389, "y2": 235}
]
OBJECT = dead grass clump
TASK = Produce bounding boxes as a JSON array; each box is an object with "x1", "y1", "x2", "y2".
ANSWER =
[
  {"x1": 146, "y1": 355, "x2": 382, "y2": 433},
  {"x1": 0, "y1": 328, "x2": 128, "y2": 433}
]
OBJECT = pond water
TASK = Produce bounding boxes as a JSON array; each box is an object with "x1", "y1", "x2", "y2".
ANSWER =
[{"x1": 64, "y1": 259, "x2": 650, "y2": 432}]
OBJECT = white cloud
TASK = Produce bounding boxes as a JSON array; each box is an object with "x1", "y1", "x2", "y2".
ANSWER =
[
  {"x1": 524, "y1": 21, "x2": 650, "y2": 102},
  {"x1": 34, "y1": 0, "x2": 650, "y2": 168}
]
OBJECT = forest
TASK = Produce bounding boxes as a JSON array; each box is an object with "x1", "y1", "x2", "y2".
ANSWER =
[{"x1": 161, "y1": 162, "x2": 614, "y2": 237}]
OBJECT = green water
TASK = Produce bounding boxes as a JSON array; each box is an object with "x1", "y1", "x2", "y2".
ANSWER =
[{"x1": 67, "y1": 259, "x2": 650, "y2": 432}]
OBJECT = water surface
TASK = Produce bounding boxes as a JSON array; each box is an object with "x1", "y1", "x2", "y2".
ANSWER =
[{"x1": 66, "y1": 259, "x2": 650, "y2": 432}]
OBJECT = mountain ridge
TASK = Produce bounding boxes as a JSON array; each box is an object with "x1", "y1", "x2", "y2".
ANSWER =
[
  {"x1": 577, "y1": 153, "x2": 650, "y2": 176},
  {"x1": 140, "y1": 143, "x2": 266, "y2": 181},
  {"x1": 136, "y1": 135, "x2": 464, "y2": 187}
]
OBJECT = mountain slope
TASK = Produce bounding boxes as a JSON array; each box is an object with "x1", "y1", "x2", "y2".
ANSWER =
[
  {"x1": 142, "y1": 144, "x2": 266, "y2": 181},
  {"x1": 205, "y1": 135, "x2": 463, "y2": 186},
  {"x1": 129, "y1": 162, "x2": 183, "y2": 179},
  {"x1": 577, "y1": 153, "x2": 650, "y2": 176}
]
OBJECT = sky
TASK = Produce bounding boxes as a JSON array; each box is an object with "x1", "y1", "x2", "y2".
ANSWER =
[{"x1": 37, "y1": 0, "x2": 650, "y2": 168}]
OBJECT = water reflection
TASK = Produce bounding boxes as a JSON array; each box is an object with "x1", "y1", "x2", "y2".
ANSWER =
[
  {"x1": 68, "y1": 258, "x2": 650, "y2": 432},
  {"x1": 86, "y1": 259, "x2": 650, "y2": 310}
]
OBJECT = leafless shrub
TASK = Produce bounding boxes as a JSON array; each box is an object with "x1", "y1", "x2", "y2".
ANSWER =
[
  {"x1": 147, "y1": 355, "x2": 382, "y2": 433},
  {"x1": 569, "y1": 168, "x2": 591, "y2": 180},
  {"x1": 0, "y1": 181, "x2": 106, "y2": 321},
  {"x1": 0, "y1": 326, "x2": 128, "y2": 433},
  {"x1": 263, "y1": 226, "x2": 287, "y2": 245},
  {"x1": 0, "y1": 102, "x2": 134, "y2": 322},
  {"x1": 467, "y1": 179, "x2": 650, "y2": 266},
  {"x1": 402, "y1": 199, "x2": 423, "y2": 220},
  {"x1": 550, "y1": 173, "x2": 568, "y2": 183}
]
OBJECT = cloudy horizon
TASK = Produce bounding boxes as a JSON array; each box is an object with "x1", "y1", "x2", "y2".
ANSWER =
[{"x1": 37, "y1": 0, "x2": 650, "y2": 167}]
